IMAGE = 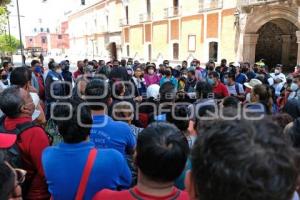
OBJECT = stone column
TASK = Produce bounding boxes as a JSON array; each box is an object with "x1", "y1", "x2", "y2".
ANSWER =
[
  {"x1": 243, "y1": 34, "x2": 259, "y2": 65},
  {"x1": 296, "y1": 31, "x2": 300, "y2": 65},
  {"x1": 281, "y1": 35, "x2": 291, "y2": 65}
]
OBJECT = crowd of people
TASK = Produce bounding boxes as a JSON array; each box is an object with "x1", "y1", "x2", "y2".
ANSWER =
[{"x1": 0, "y1": 57, "x2": 300, "y2": 200}]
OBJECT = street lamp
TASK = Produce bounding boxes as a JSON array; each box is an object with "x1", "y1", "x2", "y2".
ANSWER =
[{"x1": 16, "y1": 0, "x2": 24, "y2": 65}]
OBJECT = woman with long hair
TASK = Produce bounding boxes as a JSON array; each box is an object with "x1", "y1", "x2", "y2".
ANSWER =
[{"x1": 250, "y1": 84, "x2": 273, "y2": 114}]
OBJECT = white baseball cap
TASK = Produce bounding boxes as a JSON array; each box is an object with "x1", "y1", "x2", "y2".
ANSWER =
[
  {"x1": 232, "y1": 62, "x2": 241, "y2": 68},
  {"x1": 244, "y1": 79, "x2": 262, "y2": 89}
]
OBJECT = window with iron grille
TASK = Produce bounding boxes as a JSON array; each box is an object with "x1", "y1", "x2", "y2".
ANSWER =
[
  {"x1": 127, "y1": 45, "x2": 130, "y2": 57},
  {"x1": 209, "y1": 42, "x2": 218, "y2": 62},
  {"x1": 148, "y1": 44, "x2": 152, "y2": 61},
  {"x1": 173, "y1": 43, "x2": 179, "y2": 60}
]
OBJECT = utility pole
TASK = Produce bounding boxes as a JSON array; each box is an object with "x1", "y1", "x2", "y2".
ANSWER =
[{"x1": 16, "y1": 0, "x2": 24, "y2": 65}]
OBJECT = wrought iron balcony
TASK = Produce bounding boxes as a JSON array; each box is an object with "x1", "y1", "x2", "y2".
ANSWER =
[
  {"x1": 239, "y1": 0, "x2": 287, "y2": 6},
  {"x1": 139, "y1": 13, "x2": 152, "y2": 23},
  {"x1": 164, "y1": 7, "x2": 181, "y2": 19},
  {"x1": 199, "y1": 0, "x2": 223, "y2": 12}
]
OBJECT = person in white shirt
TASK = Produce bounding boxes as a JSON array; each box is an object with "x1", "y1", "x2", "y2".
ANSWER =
[
  {"x1": 132, "y1": 67, "x2": 146, "y2": 97},
  {"x1": 224, "y1": 72, "x2": 245, "y2": 100},
  {"x1": 270, "y1": 64, "x2": 286, "y2": 97}
]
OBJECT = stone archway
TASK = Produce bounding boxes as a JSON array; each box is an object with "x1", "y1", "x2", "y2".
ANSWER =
[
  {"x1": 255, "y1": 19, "x2": 298, "y2": 68},
  {"x1": 241, "y1": 5, "x2": 300, "y2": 66},
  {"x1": 244, "y1": 6, "x2": 300, "y2": 33}
]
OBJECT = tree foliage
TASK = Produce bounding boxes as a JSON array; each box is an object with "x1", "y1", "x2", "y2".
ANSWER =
[
  {"x1": 0, "y1": 34, "x2": 20, "y2": 53},
  {"x1": 0, "y1": 0, "x2": 12, "y2": 35},
  {"x1": 0, "y1": 0, "x2": 10, "y2": 6},
  {"x1": 0, "y1": 6, "x2": 8, "y2": 35}
]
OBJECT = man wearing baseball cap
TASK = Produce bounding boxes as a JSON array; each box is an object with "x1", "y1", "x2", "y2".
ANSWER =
[
  {"x1": 0, "y1": 86, "x2": 50, "y2": 199},
  {"x1": 0, "y1": 131, "x2": 16, "y2": 149},
  {"x1": 232, "y1": 62, "x2": 248, "y2": 85}
]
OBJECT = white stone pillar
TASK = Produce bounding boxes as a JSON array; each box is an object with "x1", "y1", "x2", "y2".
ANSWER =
[
  {"x1": 296, "y1": 31, "x2": 300, "y2": 65},
  {"x1": 281, "y1": 35, "x2": 291, "y2": 65},
  {"x1": 243, "y1": 34, "x2": 259, "y2": 65}
]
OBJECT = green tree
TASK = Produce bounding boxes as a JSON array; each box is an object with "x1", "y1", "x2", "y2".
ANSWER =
[
  {"x1": 0, "y1": 6, "x2": 8, "y2": 35},
  {"x1": 0, "y1": 34, "x2": 20, "y2": 53},
  {"x1": 0, "y1": 0, "x2": 12, "y2": 35},
  {"x1": 0, "y1": 0, "x2": 10, "y2": 6}
]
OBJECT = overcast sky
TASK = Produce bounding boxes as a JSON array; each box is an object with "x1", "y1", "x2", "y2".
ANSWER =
[{"x1": 7, "y1": 0, "x2": 73, "y2": 38}]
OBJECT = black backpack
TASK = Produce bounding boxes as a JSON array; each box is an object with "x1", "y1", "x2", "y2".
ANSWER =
[{"x1": 0, "y1": 116, "x2": 49, "y2": 168}]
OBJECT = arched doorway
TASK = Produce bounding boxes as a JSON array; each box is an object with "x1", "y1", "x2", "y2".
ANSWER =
[
  {"x1": 241, "y1": 5, "x2": 300, "y2": 68},
  {"x1": 255, "y1": 19, "x2": 298, "y2": 69},
  {"x1": 107, "y1": 42, "x2": 117, "y2": 60}
]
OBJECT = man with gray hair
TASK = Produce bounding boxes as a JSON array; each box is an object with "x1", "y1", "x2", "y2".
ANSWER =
[{"x1": 0, "y1": 86, "x2": 50, "y2": 199}]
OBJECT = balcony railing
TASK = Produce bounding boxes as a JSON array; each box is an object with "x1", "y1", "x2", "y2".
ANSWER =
[
  {"x1": 199, "y1": 0, "x2": 223, "y2": 12},
  {"x1": 139, "y1": 13, "x2": 152, "y2": 23},
  {"x1": 239, "y1": 0, "x2": 286, "y2": 6},
  {"x1": 164, "y1": 7, "x2": 181, "y2": 19},
  {"x1": 119, "y1": 18, "x2": 129, "y2": 27}
]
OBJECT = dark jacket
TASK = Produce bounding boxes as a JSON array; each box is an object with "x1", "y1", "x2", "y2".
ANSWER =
[
  {"x1": 185, "y1": 78, "x2": 197, "y2": 93},
  {"x1": 62, "y1": 70, "x2": 72, "y2": 96},
  {"x1": 45, "y1": 70, "x2": 65, "y2": 104},
  {"x1": 109, "y1": 66, "x2": 129, "y2": 81}
]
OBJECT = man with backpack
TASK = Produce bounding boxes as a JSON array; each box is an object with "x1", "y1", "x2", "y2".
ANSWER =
[
  {"x1": 224, "y1": 72, "x2": 245, "y2": 101},
  {"x1": 0, "y1": 86, "x2": 50, "y2": 199}
]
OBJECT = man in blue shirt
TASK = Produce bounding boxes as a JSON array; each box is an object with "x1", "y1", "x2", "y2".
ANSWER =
[
  {"x1": 160, "y1": 66, "x2": 178, "y2": 89},
  {"x1": 85, "y1": 79, "x2": 136, "y2": 157},
  {"x1": 42, "y1": 99, "x2": 132, "y2": 200},
  {"x1": 232, "y1": 62, "x2": 248, "y2": 85}
]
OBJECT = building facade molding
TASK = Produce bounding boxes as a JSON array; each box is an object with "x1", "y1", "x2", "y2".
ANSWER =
[
  {"x1": 243, "y1": 5, "x2": 299, "y2": 34},
  {"x1": 238, "y1": 4, "x2": 300, "y2": 65}
]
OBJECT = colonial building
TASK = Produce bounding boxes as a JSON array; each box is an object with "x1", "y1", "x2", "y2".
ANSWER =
[
  {"x1": 25, "y1": 21, "x2": 70, "y2": 56},
  {"x1": 68, "y1": 0, "x2": 300, "y2": 68},
  {"x1": 68, "y1": 0, "x2": 123, "y2": 61}
]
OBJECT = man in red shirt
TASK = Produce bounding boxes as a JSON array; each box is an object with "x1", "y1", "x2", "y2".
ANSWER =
[
  {"x1": 10, "y1": 67, "x2": 46, "y2": 125},
  {"x1": 0, "y1": 86, "x2": 50, "y2": 200},
  {"x1": 208, "y1": 71, "x2": 229, "y2": 99},
  {"x1": 73, "y1": 60, "x2": 85, "y2": 80},
  {"x1": 93, "y1": 122, "x2": 189, "y2": 200}
]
